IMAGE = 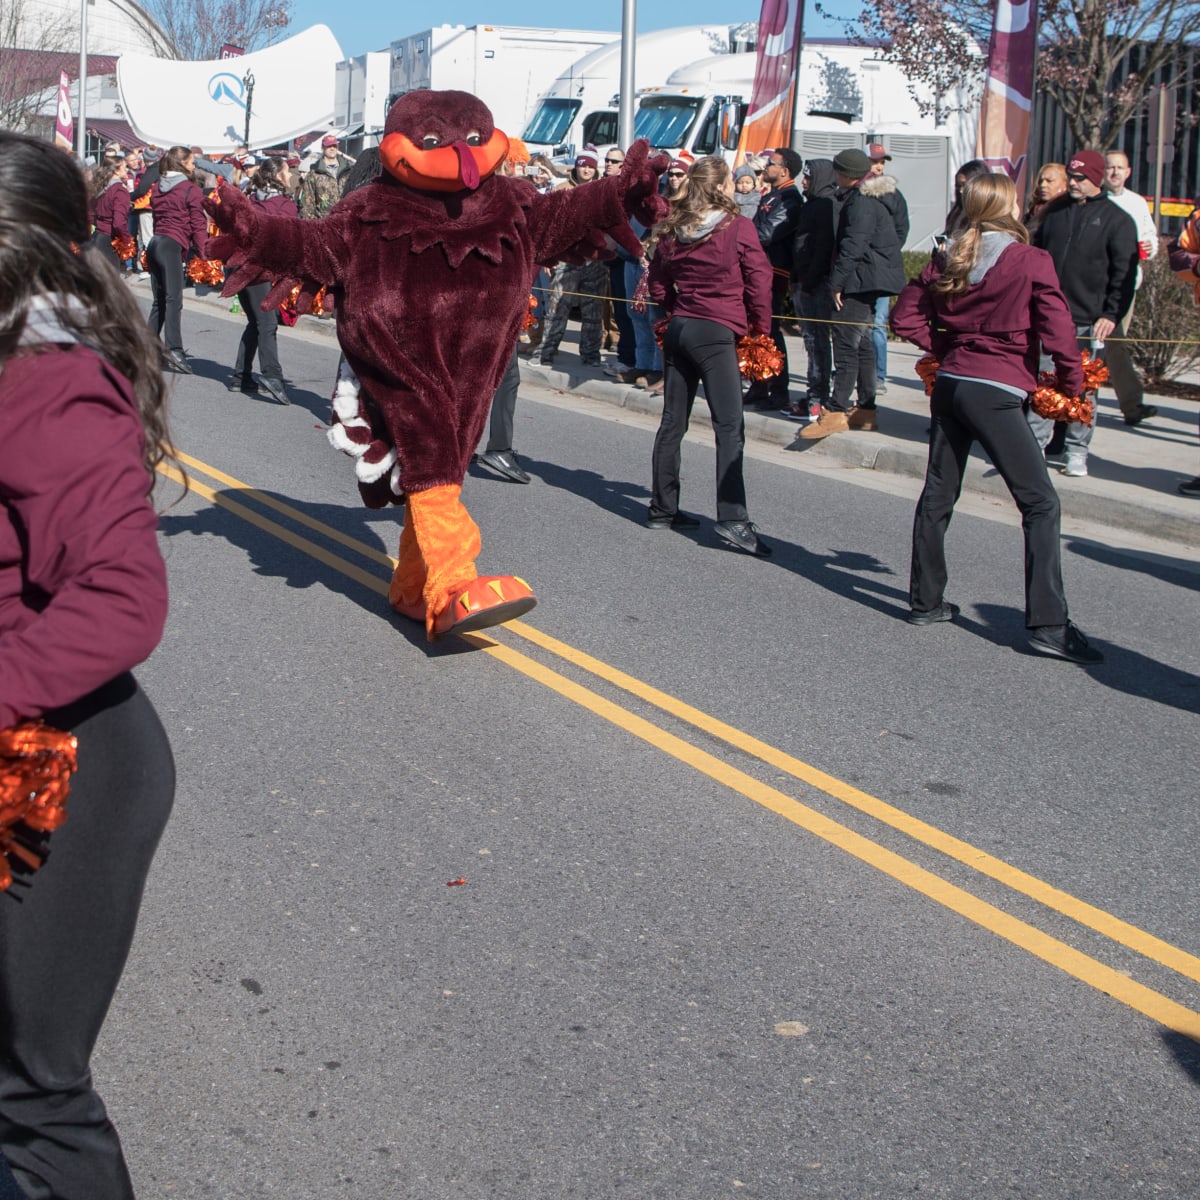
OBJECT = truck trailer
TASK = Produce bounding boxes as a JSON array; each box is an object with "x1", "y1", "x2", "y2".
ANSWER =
[{"x1": 383, "y1": 25, "x2": 616, "y2": 144}]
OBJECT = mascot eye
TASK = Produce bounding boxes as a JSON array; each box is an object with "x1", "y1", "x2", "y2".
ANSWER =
[
  {"x1": 422, "y1": 134, "x2": 441, "y2": 150},
  {"x1": 465, "y1": 132, "x2": 482, "y2": 146}
]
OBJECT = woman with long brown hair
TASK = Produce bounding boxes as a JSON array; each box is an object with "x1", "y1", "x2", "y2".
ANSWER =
[
  {"x1": 890, "y1": 172, "x2": 1102, "y2": 663},
  {"x1": 0, "y1": 131, "x2": 177, "y2": 1198},
  {"x1": 228, "y1": 155, "x2": 297, "y2": 404},
  {"x1": 88, "y1": 158, "x2": 131, "y2": 271},
  {"x1": 146, "y1": 144, "x2": 211, "y2": 373},
  {"x1": 647, "y1": 155, "x2": 774, "y2": 555}
]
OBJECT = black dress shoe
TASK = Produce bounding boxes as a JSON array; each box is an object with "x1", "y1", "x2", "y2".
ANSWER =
[
  {"x1": 476, "y1": 449, "x2": 530, "y2": 484},
  {"x1": 260, "y1": 376, "x2": 292, "y2": 406},
  {"x1": 227, "y1": 374, "x2": 258, "y2": 394},
  {"x1": 646, "y1": 511, "x2": 700, "y2": 530},
  {"x1": 165, "y1": 350, "x2": 193, "y2": 374},
  {"x1": 1123, "y1": 404, "x2": 1159, "y2": 426},
  {"x1": 907, "y1": 601, "x2": 959, "y2": 626},
  {"x1": 714, "y1": 520, "x2": 771, "y2": 557},
  {"x1": 1028, "y1": 622, "x2": 1104, "y2": 664}
]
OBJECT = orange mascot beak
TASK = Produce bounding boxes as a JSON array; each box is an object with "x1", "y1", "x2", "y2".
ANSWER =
[{"x1": 379, "y1": 129, "x2": 509, "y2": 193}]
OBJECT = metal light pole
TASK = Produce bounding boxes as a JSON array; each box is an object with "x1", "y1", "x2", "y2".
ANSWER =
[
  {"x1": 243, "y1": 70, "x2": 255, "y2": 149},
  {"x1": 76, "y1": 0, "x2": 88, "y2": 158},
  {"x1": 618, "y1": 0, "x2": 636, "y2": 149}
]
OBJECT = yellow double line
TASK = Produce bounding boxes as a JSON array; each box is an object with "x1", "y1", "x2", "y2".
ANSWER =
[{"x1": 162, "y1": 449, "x2": 1200, "y2": 1040}]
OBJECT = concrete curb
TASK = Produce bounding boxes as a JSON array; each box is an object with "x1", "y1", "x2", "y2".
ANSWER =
[{"x1": 517, "y1": 357, "x2": 1200, "y2": 549}]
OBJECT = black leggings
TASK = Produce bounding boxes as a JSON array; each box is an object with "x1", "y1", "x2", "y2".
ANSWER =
[
  {"x1": 235, "y1": 281, "x2": 283, "y2": 382},
  {"x1": 911, "y1": 376, "x2": 1067, "y2": 627},
  {"x1": 0, "y1": 675, "x2": 175, "y2": 1200},
  {"x1": 651, "y1": 317, "x2": 748, "y2": 524},
  {"x1": 145, "y1": 236, "x2": 186, "y2": 354}
]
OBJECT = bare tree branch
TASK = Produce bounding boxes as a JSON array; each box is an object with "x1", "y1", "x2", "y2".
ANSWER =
[
  {"x1": 0, "y1": 0, "x2": 74, "y2": 133},
  {"x1": 837, "y1": 0, "x2": 1200, "y2": 149},
  {"x1": 138, "y1": 0, "x2": 293, "y2": 62}
]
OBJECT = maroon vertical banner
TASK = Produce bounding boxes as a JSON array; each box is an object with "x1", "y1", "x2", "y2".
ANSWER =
[
  {"x1": 54, "y1": 71, "x2": 73, "y2": 151},
  {"x1": 736, "y1": 0, "x2": 804, "y2": 161},
  {"x1": 975, "y1": 0, "x2": 1039, "y2": 198}
]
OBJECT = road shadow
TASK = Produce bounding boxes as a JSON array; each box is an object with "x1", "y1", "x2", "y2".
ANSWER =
[
  {"x1": 158, "y1": 489, "x2": 478, "y2": 658},
  {"x1": 1161, "y1": 1030, "x2": 1200, "y2": 1082},
  {"x1": 1064, "y1": 535, "x2": 1200, "y2": 592},
  {"x1": 506, "y1": 455, "x2": 910, "y2": 617},
  {"x1": 968, "y1": 601, "x2": 1200, "y2": 714},
  {"x1": 179, "y1": 356, "x2": 333, "y2": 422}
]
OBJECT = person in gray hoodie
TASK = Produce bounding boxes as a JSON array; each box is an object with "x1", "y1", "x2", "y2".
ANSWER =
[{"x1": 732, "y1": 164, "x2": 761, "y2": 219}]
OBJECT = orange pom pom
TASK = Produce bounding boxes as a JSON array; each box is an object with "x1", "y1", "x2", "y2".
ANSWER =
[
  {"x1": 520, "y1": 293, "x2": 538, "y2": 331},
  {"x1": 112, "y1": 234, "x2": 138, "y2": 262},
  {"x1": 736, "y1": 333, "x2": 783, "y2": 381},
  {"x1": 914, "y1": 353, "x2": 940, "y2": 396},
  {"x1": 0, "y1": 721, "x2": 78, "y2": 891},
  {"x1": 186, "y1": 258, "x2": 225, "y2": 286},
  {"x1": 1031, "y1": 349, "x2": 1100, "y2": 426}
]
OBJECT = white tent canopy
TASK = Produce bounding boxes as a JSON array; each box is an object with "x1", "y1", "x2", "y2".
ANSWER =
[{"x1": 117, "y1": 24, "x2": 343, "y2": 152}]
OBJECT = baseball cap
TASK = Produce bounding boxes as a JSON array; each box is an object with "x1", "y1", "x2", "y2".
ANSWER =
[
  {"x1": 867, "y1": 143, "x2": 891, "y2": 162},
  {"x1": 1067, "y1": 149, "x2": 1105, "y2": 187},
  {"x1": 667, "y1": 159, "x2": 690, "y2": 174},
  {"x1": 832, "y1": 148, "x2": 872, "y2": 178},
  {"x1": 321, "y1": 135, "x2": 339, "y2": 147},
  {"x1": 574, "y1": 151, "x2": 598, "y2": 170}
]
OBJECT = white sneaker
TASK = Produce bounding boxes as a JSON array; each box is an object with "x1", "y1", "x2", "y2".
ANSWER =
[{"x1": 1063, "y1": 455, "x2": 1088, "y2": 477}]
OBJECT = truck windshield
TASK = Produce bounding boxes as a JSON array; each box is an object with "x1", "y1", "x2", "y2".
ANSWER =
[
  {"x1": 633, "y1": 95, "x2": 704, "y2": 150},
  {"x1": 523, "y1": 99, "x2": 581, "y2": 146}
]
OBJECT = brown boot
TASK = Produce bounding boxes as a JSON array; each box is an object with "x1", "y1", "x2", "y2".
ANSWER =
[
  {"x1": 799, "y1": 409, "x2": 850, "y2": 440},
  {"x1": 848, "y1": 406, "x2": 878, "y2": 431}
]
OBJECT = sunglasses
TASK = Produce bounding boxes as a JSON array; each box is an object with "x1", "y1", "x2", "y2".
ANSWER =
[
  {"x1": 605, "y1": 158, "x2": 623, "y2": 164},
  {"x1": 1066, "y1": 172, "x2": 1087, "y2": 181},
  {"x1": 667, "y1": 170, "x2": 686, "y2": 177}
]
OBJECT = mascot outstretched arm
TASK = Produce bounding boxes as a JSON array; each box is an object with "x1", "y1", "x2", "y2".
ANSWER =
[{"x1": 207, "y1": 89, "x2": 667, "y2": 642}]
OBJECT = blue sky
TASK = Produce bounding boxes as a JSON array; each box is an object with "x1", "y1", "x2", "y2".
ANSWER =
[{"x1": 288, "y1": 0, "x2": 859, "y2": 59}]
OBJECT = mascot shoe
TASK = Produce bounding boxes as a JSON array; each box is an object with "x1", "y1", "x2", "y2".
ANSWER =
[{"x1": 431, "y1": 575, "x2": 537, "y2": 640}]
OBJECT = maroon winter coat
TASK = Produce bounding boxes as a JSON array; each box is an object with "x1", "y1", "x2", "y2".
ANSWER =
[
  {"x1": 0, "y1": 346, "x2": 168, "y2": 727},
  {"x1": 91, "y1": 179, "x2": 131, "y2": 240},
  {"x1": 890, "y1": 239, "x2": 1085, "y2": 397},
  {"x1": 648, "y1": 213, "x2": 773, "y2": 337},
  {"x1": 150, "y1": 174, "x2": 210, "y2": 256}
]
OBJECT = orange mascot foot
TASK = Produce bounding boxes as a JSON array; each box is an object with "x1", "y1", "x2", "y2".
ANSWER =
[{"x1": 431, "y1": 575, "x2": 537, "y2": 641}]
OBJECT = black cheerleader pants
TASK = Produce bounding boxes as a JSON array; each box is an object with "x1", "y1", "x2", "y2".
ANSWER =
[{"x1": 0, "y1": 674, "x2": 174, "y2": 1200}]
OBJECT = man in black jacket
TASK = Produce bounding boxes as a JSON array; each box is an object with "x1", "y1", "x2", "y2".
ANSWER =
[
  {"x1": 802, "y1": 147, "x2": 905, "y2": 440},
  {"x1": 787, "y1": 159, "x2": 838, "y2": 420},
  {"x1": 1031, "y1": 148, "x2": 1138, "y2": 477},
  {"x1": 744, "y1": 147, "x2": 804, "y2": 410}
]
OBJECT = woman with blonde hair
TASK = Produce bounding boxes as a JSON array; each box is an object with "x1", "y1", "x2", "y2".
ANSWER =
[
  {"x1": 890, "y1": 172, "x2": 1102, "y2": 663},
  {"x1": 646, "y1": 155, "x2": 774, "y2": 556}
]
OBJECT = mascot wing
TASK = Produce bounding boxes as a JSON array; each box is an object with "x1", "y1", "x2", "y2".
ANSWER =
[
  {"x1": 527, "y1": 139, "x2": 669, "y2": 266},
  {"x1": 206, "y1": 181, "x2": 339, "y2": 308}
]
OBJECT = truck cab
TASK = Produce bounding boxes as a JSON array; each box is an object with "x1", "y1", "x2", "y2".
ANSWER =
[{"x1": 521, "y1": 25, "x2": 752, "y2": 160}]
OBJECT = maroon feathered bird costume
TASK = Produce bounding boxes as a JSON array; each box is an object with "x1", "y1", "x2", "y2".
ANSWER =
[{"x1": 207, "y1": 90, "x2": 666, "y2": 639}]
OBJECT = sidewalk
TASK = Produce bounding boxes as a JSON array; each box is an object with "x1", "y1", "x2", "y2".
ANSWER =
[
  {"x1": 164, "y1": 278, "x2": 1200, "y2": 548},
  {"x1": 518, "y1": 325, "x2": 1200, "y2": 549}
]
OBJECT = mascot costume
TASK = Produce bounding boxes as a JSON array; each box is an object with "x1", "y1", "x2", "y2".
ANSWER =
[{"x1": 207, "y1": 90, "x2": 667, "y2": 640}]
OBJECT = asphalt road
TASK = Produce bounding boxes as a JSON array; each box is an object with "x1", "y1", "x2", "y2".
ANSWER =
[{"x1": 98, "y1": 301, "x2": 1200, "y2": 1198}]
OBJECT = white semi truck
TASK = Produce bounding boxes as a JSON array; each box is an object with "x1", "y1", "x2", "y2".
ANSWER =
[
  {"x1": 520, "y1": 24, "x2": 755, "y2": 159},
  {"x1": 381, "y1": 25, "x2": 616, "y2": 144}
]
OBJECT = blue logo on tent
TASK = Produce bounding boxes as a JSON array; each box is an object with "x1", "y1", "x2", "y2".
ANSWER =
[{"x1": 208, "y1": 73, "x2": 246, "y2": 108}]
